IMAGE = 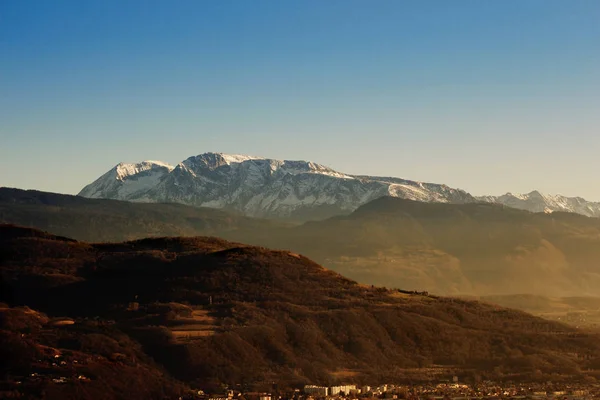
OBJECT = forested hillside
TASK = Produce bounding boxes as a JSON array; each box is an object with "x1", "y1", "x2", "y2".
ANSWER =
[{"x1": 2, "y1": 225, "x2": 600, "y2": 398}]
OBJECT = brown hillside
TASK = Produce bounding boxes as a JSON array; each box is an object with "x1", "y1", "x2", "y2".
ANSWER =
[{"x1": 2, "y1": 224, "x2": 600, "y2": 398}]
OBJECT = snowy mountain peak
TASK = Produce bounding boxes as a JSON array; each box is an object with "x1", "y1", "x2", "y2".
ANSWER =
[
  {"x1": 79, "y1": 153, "x2": 600, "y2": 220},
  {"x1": 525, "y1": 190, "x2": 544, "y2": 199},
  {"x1": 114, "y1": 160, "x2": 174, "y2": 181},
  {"x1": 182, "y1": 153, "x2": 264, "y2": 169},
  {"x1": 178, "y1": 153, "x2": 353, "y2": 179},
  {"x1": 476, "y1": 191, "x2": 600, "y2": 218},
  {"x1": 79, "y1": 160, "x2": 174, "y2": 201},
  {"x1": 219, "y1": 153, "x2": 264, "y2": 164},
  {"x1": 79, "y1": 152, "x2": 475, "y2": 220}
]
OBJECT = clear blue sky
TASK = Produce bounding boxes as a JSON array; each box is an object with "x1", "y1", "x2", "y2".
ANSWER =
[{"x1": 1, "y1": 0, "x2": 599, "y2": 198}]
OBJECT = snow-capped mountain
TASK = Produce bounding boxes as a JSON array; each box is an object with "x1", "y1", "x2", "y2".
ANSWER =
[
  {"x1": 79, "y1": 152, "x2": 475, "y2": 220},
  {"x1": 476, "y1": 191, "x2": 600, "y2": 218},
  {"x1": 79, "y1": 161, "x2": 174, "y2": 201},
  {"x1": 80, "y1": 152, "x2": 600, "y2": 220}
]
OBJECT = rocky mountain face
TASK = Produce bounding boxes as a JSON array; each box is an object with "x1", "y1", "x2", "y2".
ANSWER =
[
  {"x1": 78, "y1": 153, "x2": 475, "y2": 220},
  {"x1": 79, "y1": 160, "x2": 174, "y2": 201},
  {"x1": 477, "y1": 191, "x2": 600, "y2": 217},
  {"x1": 79, "y1": 152, "x2": 600, "y2": 220}
]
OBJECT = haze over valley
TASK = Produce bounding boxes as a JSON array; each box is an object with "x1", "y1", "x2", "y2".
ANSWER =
[{"x1": 4, "y1": 186, "x2": 600, "y2": 301}]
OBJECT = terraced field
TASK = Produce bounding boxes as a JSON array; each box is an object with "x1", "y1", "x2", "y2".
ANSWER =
[{"x1": 169, "y1": 309, "x2": 218, "y2": 342}]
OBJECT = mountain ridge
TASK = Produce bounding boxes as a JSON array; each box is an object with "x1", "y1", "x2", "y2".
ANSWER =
[
  {"x1": 78, "y1": 152, "x2": 475, "y2": 220},
  {"x1": 79, "y1": 152, "x2": 600, "y2": 220},
  {"x1": 5, "y1": 187, "x2": 600, "y2": 298},
  {"x1": 0, "y1": 186, "x2": 287, "y2": 242},
  {"x1": 477, "y1": 190, "x2": 600, "y2": 217},
  {"x1": 267, "y1": 196, "x2": 600, "y2": 297}
]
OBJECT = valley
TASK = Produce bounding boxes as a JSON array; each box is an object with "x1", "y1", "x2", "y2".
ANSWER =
[
  {"x1": 477, "y1": 295, "x2": 600, "y2": 331},
  {"x1": 4, "y1": 188, "x2": 600, "y2": 302}
]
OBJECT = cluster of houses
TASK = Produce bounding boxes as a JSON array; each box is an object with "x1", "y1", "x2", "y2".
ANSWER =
[
  {"x1": 302, "y1": 384, "x2": 414, "y2": 398},
  {"x1": 195, "y1": 381, "x2": 599, "y2": 400},
  {"x1": 304, "y1": 385, "x2": 360, "y2": 397}
]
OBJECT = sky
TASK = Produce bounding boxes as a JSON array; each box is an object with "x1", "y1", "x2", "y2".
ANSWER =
[{"x1": 1, "y1": 0, "x2": 599, "y2": 199}]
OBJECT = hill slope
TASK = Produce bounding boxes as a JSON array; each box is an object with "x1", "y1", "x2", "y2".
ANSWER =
[
  {"x1": 266, "y1": 197, "x2": 600, "y2": 297},
  {"x1": 2, "y1": 225, "x2": 600, "y2": 398},
  {"x1": 4, "y1": 188, "x2": 600, "y2": 298},
  {"x1": 475, "y1": 294, "x2": 600, "y2": 330},
  {"x1": 0, "y1": 187, "x2": 286, "y2": 242}
]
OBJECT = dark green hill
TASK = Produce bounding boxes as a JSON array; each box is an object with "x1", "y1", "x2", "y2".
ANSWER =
[
  {"x1": 0, "y1": 187, "x2": 287, "y2": 242},
  {"x1": 2, "y1": 225, "x2": 600, "y2": 399}
]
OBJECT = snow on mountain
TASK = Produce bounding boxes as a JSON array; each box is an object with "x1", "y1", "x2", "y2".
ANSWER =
[
  {"x1": 79, "y1": 161, "x2": 174, "y2": 201},
  {"x1": 78, "y1": 152, "x2": 474, "y2": 220},
  {"x1": 79, "y1": 153, "x2": 600, "y2": 220},
  {"x1": 219, "y1": 154, "x2": 264, "y2": 165},
  {"x1": 476, "y1": 191, "x2": 600, "y2": 218}
]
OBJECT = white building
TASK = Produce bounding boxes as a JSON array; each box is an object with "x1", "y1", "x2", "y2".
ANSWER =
[
  {"x1": 304, "y1": 385, "x2": 329, "y2": 397},
  {"x1": 330, "y1": 385, "x2": 356, "y2": 396}
]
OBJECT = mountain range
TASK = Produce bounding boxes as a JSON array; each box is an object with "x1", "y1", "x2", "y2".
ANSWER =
[
  {"x1": 78, "y1": 152, "x2": 600, "y2": 220},
  {"x1": 0, "y1": 187, "x2": 284, "y2": 243},
  {"x1": 476, "y1": 191, "x2": 600, "y2": 217},
  {"x1": 272, "y1": 197, "x2": 600, "y2": 297},
  {"x1": 4, "y1": 188, "x2": 600, "y2": 298}
]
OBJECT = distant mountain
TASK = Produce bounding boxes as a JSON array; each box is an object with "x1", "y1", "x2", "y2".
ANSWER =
[
  {"x1": 477, "y1": 191, "x2": 600, "y2": 217},
  {"x1": 78, "y1": 152, "x2": 475, "y2": 220},
  {"x1": 79, "y1": 160, "x2": 174, "y2": 201},
  {"x1": 266, "y1": 197, "x2": 600, "y2": 297},
  {"x1": 5, "y1": 188, "x2": 600, "y2": 298},
  {"x1": 3, "y1": 224, "x2": 600, "y2": 397},
  {"x1": 0, "y1": 187, "x2": 286, "y2": 242},
  {"x1": 78, "y1": 152, "x2": 600, "y2": 220}
]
